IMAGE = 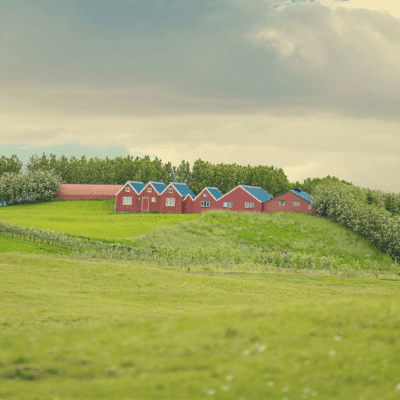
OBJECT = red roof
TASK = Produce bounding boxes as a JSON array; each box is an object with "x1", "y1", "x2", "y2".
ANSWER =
[{"x1": 56, "y1": 184, "x2": 123, "y2": 196}]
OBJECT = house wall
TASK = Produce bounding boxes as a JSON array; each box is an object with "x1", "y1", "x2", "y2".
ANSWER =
[
  {"x1": 216, "y1": 187, "x2": 262, "y2": 212},
  {"x1": 159, "y1": 185, "x2": 184, "y2": 213},
  {"x1": 264, "y1": 191, "x2": 316, "y2": 214},
  {"x1": 191, "y1": 189, "x2": 221, "y2": 213},
  {"x1": 115, "y1": 183, "x2": 141, "y2": 212},
  {"x1": 141, "y1": 183, "x2": 163, "y2": 212},
  {"x1": 183, "y1": 196, "x2": 194, "y2": 214}
]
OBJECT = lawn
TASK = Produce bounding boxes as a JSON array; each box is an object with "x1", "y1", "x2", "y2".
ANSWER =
[
  {"x1": 1, "y1": 253, "x2": 400, "y2": 399},
  {"x1": 0, "y1": 200, "x2": 200, "y2": 244}
]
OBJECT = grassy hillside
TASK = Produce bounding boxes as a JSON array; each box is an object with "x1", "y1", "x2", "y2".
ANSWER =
[
  {"x1": 1, "y1": 253, "x2": 400, "y2": 399},
  {"x1": 0, "y1": 200, "x2": 200, "y2": 244}
]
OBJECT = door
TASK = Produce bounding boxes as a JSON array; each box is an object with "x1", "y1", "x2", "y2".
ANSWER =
[{"x1": 141, "y1": 197, "x2": 149, "y2": 212}]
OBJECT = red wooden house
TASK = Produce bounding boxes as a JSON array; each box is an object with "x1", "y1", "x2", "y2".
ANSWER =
[
  {"x1": 183, "y1": 187, "x2": 223, "y2": 214},
  {"x1": 159, "y1": 182, "x2": 195, "y2": 214},
  {"x1": 56, "y1": 184, "x2": 123, "y2": 201},
  {"x1": 115, "y1": 181, "x2": 145, "y2": 212},
  {"x1": 216, "y1": 185, "x2": 271, "y2": 213},
  {"x1": 138, "y1": 181, "x2": 167, "y2": 212},
  {"x1": 263, "y1": 188, "x2": 316, "y2": 214}
]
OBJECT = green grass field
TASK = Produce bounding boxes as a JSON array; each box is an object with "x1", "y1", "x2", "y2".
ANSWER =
[
  {"x1": 1, "y1": 201, "x2": 400, "y2": 398},
  {"x1": 1, "y1": 253, "x2": 400, "y2": 399},
  {"x1": 0, "y1": 200, "x2": 200, "y2": 244}
]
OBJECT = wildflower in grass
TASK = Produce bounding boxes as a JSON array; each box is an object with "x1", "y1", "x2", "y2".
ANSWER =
[
  {"x1": 242, "y1": 349, "x2": 251, "y2": 355},
  {"x1": 329, "y1": 349, "x2": 336, "y2": 357},
  {"x1": 204, "y1": 388, "x2": 216, "y2": 396},
  {"x1": 334, "y1": 335, "x2": 341, "y2": 341},
  {"x1": 282, "y1": 386, "x2": 290, "y2": 392},
  {"x1": 303, "y1": 388, "x2": 311, "y2": 393},
  {"x1": 311, "y1": 391, "x2": 318, "y2": 396},
  {"x1": 226, "y1": 375, "x2": 234, "y2": 381},
  {"x1": 396, "y1": 383, "x2": 400, "y2": 391},
  {"x1": 255, "y1": 343, "x2": 266, "y2": 352},
  {"x1": 221, "y1": 385, "x2": 229, "y2": 391},
  {"x1": 266, "y1": 381, "x2": 274, "y2": 387}
]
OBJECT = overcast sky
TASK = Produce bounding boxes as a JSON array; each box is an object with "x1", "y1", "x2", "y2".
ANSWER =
[{"x1": 1, "y1": 0, "x2": 400, "y2": 191}]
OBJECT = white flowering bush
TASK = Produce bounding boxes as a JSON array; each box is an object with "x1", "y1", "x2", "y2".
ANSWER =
[
  {"x1": 313, "y1": 182, "x2": 400, "y2": 261},
  {"x1": 0, "y1": 170, "x2": 61, "y2": 205}
]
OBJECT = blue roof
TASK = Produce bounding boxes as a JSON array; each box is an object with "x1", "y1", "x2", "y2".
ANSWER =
[
  {"x1": 206, "y1": 187, "x2": 223, "y2": 200},
  {"x1": 128, "y1": 181, "x2": 145, "y2": 193},
  {"x1": 171, "y1": 182, "x2": 195, "y2": 198},
  {"x1": 240, "y1": 185, "x2": 271, "y2": 203},
  {"x1": 290, "y1": 189, "x2": 313, "y2": 202},
  {"x1": 148, "y1": 181, "x2": 167, "y2": 194}
]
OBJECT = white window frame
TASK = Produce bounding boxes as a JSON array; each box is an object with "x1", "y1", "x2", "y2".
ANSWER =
[
  {"x1": 308, "y1": 204, "x2": 312, "y2": 209},
  {"x1": 151, "y1": 197, "x2": 156, "y2": 203},
  {"x1": 125, "y1": 186, "x2": 130, "y2": 192},
  {"x1": 201, "y1": 201, "x2": 210, "y2": 208},
  {"x1": 293, "y1": 201, "x2": 300, "y2": 207},
  {"x1": 166, "y1": 197, "x2": 175, "y2": 207},
  {"x1": 223, "y1": 201, "x2": 233, "y2": 208},
  {"x1": 123, "y1": 196, "x2": 132, "y2": 205},
  {"x1": 278, "y1": 200, "x2": 286, "y2": 206},
  {"x1": 147, "y1": 187, "x2": 152, "y2": 192},
  {"x1": 203, "y1": 193, "x2": 208, "y2": 197},
  {"x1": 169, "y1": 188, "x2": 173, "y2": 193},
  {"x1": 245, "y1": 202, "x2": 254, "y2": 209}
]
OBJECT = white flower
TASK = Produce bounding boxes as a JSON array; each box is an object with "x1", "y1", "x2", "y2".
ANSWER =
[
  {"x1": 242, "y1": 349, "x2": 251, "y2": 355},
  {"x1": 334, "y1": 335, "x2": 341, "y2": 341},
  {"x1": 256, "y1": 344, "x2": 266, "y2": 352},
  {"x1": 221, "y1": 386, "x2": 229, "y2": 391},
  {"x1": 266, "y1": 381, "x2": 274, "y2": 387},
  {"x1": 303, "y1": 387, "x2": 311, "y2": 393},
  {"x1": 204, "y1": 388, "x2": 216, "y2": 396},
  {"x1": 396, "y1": 383, "x2": 400, "y2": 391},
  {"x1": 329, "y1": 349, "x2": 336, "y2": 357},
  {"x1": 226, "y1": 375, "x2": 234, "y2": 381},
  {"x1": 281, "y1": 386, "x2": 289, "y2": 392}
]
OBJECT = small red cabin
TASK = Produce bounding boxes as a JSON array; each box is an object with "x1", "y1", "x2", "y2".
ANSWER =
[
  {"x1": 264, "y1": 188, "x2": 316, "y2": 214},
  {"x1": 115, "y1": 181, "x2": 145, "y2": 212},
  {"x1": 159, "y1": 182, "x2": 195, "y2": 214},
  {"x1": 216, "y1": 185, "x2": 271, "y2": 213},
  {"x1": 139, "y1": 182, "x2": 167, "y2": 212},
  {"x1": 185, "y1": 187, "x2": 223, "y2": 214}
]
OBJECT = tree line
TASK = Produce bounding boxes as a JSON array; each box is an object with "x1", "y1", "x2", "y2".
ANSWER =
[{"x1": 15, "y1": 153, "x2": 290, "y2": 196}]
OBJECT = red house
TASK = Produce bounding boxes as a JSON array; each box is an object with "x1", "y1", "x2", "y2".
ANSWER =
[
  {"x1": 138, "y1": 181, "x2": 167, "y2": 212},
  {"x1": 115, "y1": 181, "x2": 145, "y2": 212},
  {"x1": 216, "y1": 185, "x2": 271, "y2": 213},
  {"x1": 56, "y1": 184, "x2": 123, "y2": 201},
  {"x1": 264, "y1": 188, "x2": 316, "y2": 214},
  {"x1": 184, "y1": 187, "x2": 223, "y2": 214},
  {"x1": 159, "y1": 182, "x2": 195, "y2": 214}
]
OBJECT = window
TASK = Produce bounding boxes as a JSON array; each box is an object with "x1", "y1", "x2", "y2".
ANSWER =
[
  {"x1": 125, "y1": 186, "x2": 130, "y2": 192},
  {"x1": 293, "y1": 201, "x2": 300, "y2": 207},
  {"x1": 203, "y1": 193, "x2": 208, "y2": 197},
  {"x1": 223, "y1": 201, "x2": 233, "y2": 208},
  {"x1": 201, "y1": 201, "x2": 210, "y2": 208},
  {"x1": 147, "y1": 188, "x2": 152, "y2": 192},
  {"x1": 308, "y1": 204, "x2": 312, "y2": 210},
  {"x1": 151, "y1": 197, "x2": 156, "y2": 203},
  {"x1": 278, "y1": 200, "x2": 286, "y2": 206},
  {"x1": 166, "y1": 198, "x2": 175, "y2": 207},
  {"x1": 169, "y1": 188, "x2": 173, "y2": 193},
  {"x1": 123, "y1": 197, "x2": 132, "y2": 205},
  {"x1": 245, "y1": 202, "x2": 254, "y2": 209}
]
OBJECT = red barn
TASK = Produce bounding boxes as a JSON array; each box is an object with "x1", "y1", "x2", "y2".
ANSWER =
[
  {"x1": 115, "y1": 181, "x2": 145, "y2": 212},
  {"x1": 264, "y1": 188, "x2": 316, "y2": 214},
  {"x1": 56, "y1": 184, "x2": 123, "y2": 201},
  {"x1": 159, "y1": 182, "x2": 195, "y2": 214},
  {"x1": 138, "y1": 181, "x2": 167, "y2": 212},
  {"x1": 216, "y1": 185, "x2": 271, "y2": 213},
  {"x1": 184, "y1": 187, "x2": 223, "y2": 214}
]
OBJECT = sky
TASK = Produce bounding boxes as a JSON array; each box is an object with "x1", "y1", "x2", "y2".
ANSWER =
[{"x1": 1, "y1": 0, "x2": 400, "y2": 191}]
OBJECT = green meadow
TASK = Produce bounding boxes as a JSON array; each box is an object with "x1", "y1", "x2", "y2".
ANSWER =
[
  {"x1": 1, "y1": 200, "x2": 400, "y2": 398},
  {"x1": 1, "y1": 253, "x2": 400, "y2": 399}
]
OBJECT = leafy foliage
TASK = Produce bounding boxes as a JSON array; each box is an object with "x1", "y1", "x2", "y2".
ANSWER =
[
  {"x1": 0, "y1": 170, "x2": 61, "y2": 205},
  {"x1": 0, "y1": 155, "x2": 22, "y2": 177},
  {"x1": 313, "y1": 181, "x2": 400, "y2": 261}
]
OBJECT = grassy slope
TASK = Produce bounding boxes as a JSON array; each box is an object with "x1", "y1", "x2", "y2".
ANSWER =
[
  {"x1": 0, "y1": 200, "x2": 200, "y2": 244},
  {"x1": 134, "y1": 210, "x2": 394, "y2": 268},
  {"x1": 1, "y1": 253, "x2": 400, "y2": 399}
]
